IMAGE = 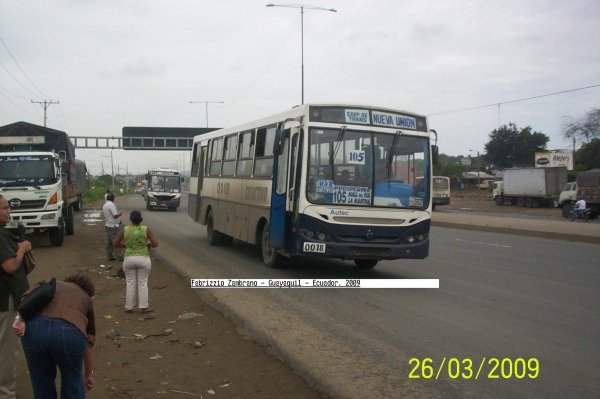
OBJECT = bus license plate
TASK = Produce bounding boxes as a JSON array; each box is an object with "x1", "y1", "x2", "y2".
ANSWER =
[{"x1": 303, "y1": 242, "x2": 326, "y2": 253}]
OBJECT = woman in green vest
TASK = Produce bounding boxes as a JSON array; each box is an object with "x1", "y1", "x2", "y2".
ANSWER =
[{"x1": 113, "y1": 210, "x2": 159, "y2": 313}]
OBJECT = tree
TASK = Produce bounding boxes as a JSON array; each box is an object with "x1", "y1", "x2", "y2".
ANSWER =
[
  {"x1": 485, "y1": 123, "x2": 549, "y2": 168},
  {"x1": 563, "y1": 108, "x2": 600, "y2": 144},
  {"x1": 575, "y1": 138, "x2": 600, "y2": 170}
]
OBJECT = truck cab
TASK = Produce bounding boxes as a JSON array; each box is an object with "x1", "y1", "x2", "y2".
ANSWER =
[{"x1": 558, "y1": 182, "x2": 577, "y2": 208}]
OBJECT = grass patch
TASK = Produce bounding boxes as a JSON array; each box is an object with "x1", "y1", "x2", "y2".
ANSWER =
[{"x1": 83, "y1": 182, "x2": 110, "y2": 204}]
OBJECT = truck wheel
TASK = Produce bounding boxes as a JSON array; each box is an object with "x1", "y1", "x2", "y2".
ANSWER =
[
  {"x1": 49, "y1": 217, "x2": 65, "y2": 247},
  {"x1": 525, "y1": 198, "x2": 533, "y2": 208},
  {"x1": 73, "y1": 195, "x2": 83, "y2": 211},
  {"x1": 354, "y1": 259, "x2": 378, "y2": 269},
  {"x1": 65, "y1": 205, "x2": 75, "y2": 236},
  {"x1": 517, "y1": 197, "x2": 525, "y2": 207},
  {"x1": 495, "y1": 196, "x2": 504, "y2": 206},
  {"x1": 261, "y1": 221, "x2": 283, "y2": 268}
]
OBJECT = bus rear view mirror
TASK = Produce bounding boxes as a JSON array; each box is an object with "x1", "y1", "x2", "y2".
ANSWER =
[{"x1": 432, "y1": 145, "x2": 439, "y2": 166}]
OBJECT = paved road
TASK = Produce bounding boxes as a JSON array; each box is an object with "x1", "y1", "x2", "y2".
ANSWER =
[{"x1": 118, "y1": 194, "x2": 600, "y2": 399}]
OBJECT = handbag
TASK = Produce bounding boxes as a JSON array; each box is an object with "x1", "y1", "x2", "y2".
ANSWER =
[
  {"x1": 17, "y1": 278, "x2": 56, "y2": 321},
  {"x1": 11, "y1": 226, "x2": 36, "y2": 274},
  {"x1": 22, "y1": 250, "x2": 36, "y2": 274}
]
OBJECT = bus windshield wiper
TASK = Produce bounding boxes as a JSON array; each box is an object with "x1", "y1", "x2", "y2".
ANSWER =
[
  {"x1": 329, "y1": 126, "x2": 347, "y2": 182},
  {"x1": 387, "y1": 130, "x2": 402, "y2": 183}
]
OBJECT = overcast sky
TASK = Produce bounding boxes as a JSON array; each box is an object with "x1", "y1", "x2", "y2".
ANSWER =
[{"x1": 1, "y1": 0, "x2": 599, "y2": 175}]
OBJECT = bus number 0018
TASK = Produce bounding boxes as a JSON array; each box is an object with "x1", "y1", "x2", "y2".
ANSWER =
[{"x1": 303, "y1": 243, "x2": 326, "y2": 253}]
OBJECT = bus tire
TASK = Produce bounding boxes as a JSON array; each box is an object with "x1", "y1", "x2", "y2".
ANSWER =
[
  {"x1": 65, "y1": 205, "x2": 75, "y2": 236},
  {"x1": 261, "y1": 221, "x2": 283, "y2": 268},
  {"x1": 222, "y1": 235, "x2": 233, "y2": 246},
  {"x1": 206, "y1": 210, "x2": 224, "y2": 246},
  {"x1": 354, "y1": 259, "x2": 378, "y2": 269}
]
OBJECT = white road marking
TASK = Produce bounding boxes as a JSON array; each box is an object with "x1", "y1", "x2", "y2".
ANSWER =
[{"x1": 454, "y1": 238, "x2": 511, "y2": 248}]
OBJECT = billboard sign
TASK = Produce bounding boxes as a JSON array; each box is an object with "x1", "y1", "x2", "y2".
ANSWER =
[{"x1": 535, "y1": 151, "x2": 573, "y2": 170}]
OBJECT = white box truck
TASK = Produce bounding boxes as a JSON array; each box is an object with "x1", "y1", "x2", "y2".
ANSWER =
[{"x1": 493, "y1": 166, "x2": 567, "y2": 208}]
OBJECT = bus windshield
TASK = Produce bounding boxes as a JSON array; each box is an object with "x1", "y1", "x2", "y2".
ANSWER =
[
  {"x1": 149, "y1": 175, "x2": 180, "y2": 193},
  {"x1": 307, "y1": 128, "x2": 430, "y2": 209}
]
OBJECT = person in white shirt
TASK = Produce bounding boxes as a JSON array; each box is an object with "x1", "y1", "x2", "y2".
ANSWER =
[
  {"x1": 572, "y1": 197, "x2": 587, "y2": 221},
  {"x1": 102, "y1": 193, "x2": 122, "y2": 260}
]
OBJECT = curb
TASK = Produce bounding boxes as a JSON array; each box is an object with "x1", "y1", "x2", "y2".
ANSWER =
[{"x1": 432, "y1": 220, "x2": 600, "y2": 245}]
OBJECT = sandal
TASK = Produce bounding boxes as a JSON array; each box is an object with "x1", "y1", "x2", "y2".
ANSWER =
[{"x1": 141, "y1": 307, "x2": 154, "y2": 313}]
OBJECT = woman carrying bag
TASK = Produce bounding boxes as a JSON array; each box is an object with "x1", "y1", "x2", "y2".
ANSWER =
[{"x1": 12, "y1": 274, "x2": 96, "y2": 398}]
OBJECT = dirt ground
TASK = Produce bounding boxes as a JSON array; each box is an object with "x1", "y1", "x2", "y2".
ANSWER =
[
  {"x1": 15, "y1": 200, "x2": 323, "y2": 399},
  {"x1": 439, "y1": 188, "x2": 565, "y2": 218}
]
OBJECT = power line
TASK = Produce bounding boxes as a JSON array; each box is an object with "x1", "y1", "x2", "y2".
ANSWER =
[
  {"x1": 0, "y1": 35, "x2": 49, "y2": 99},
  {"x1": 0, "y1": 59, "x2": 39, "y2": 98},
  {"x1": 427, "y1": 84, "x2": 600, "y2": 117}
]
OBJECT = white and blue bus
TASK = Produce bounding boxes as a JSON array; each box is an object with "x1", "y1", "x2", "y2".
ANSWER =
[{"x1": 188, "y1": 104, "x2": 438, "y2": 268}]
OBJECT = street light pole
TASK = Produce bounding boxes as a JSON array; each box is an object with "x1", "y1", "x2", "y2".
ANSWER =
[
  {"x1": 189, "y1": 100, "x2": 224, "y2": 128},
  {"x1": 266, "y1": 3, "x2": 337, "y2": 104},
  {"x1": 469, "y1": 149, "x2": 480, "y2": 188}
]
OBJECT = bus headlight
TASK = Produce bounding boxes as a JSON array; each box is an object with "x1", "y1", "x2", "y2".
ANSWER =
[
  {"x1": 317, "y1": 232, "x2": 327, "y2": 241},
  {"x1": 405, "y1": 235, "x2": 415, "y2": 243},
  {"x1": 305, "y1": 230, "x2": 315, "y2": 239}
]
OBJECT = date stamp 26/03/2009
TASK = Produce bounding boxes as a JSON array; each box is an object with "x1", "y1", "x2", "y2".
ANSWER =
[{"x1": 408, "y1": 357, "x2": 540, "y2": 380}]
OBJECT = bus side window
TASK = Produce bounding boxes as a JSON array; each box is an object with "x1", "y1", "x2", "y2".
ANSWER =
[
  {"x1": 236, "y1": 130, "x2": 254, "y2": 177},
  {"x1": 209, "y1": 138, "x2": 223, "y2": 176},
  {"x1": 254, "y1": 127, "x2": 275, "y2": 177},
  {"x1": 222, "y1": 134, "x2": 238, "y2": 176}
]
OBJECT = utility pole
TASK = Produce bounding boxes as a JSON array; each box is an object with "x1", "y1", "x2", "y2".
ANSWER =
[
  {"x1": 188, "y1": 100, "x2": 224, "y2": 127},
  {"x1": 31, "y1": 100, "x2": 59, "y2": 127}
]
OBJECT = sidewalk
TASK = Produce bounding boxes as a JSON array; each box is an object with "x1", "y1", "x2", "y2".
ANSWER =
[{"x1": 432, "y1": 210, "x2": 600, "y2": 245}]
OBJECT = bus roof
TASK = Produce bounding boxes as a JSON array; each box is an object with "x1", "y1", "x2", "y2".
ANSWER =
[{"x1": 192, "y1": 103, "x2": 429, "y2": 143}]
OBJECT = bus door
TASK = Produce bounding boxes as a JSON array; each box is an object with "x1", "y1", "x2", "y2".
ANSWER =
[
  {"x1": 188, "y1": 143, "x2": 207, "y2": 222},
  {"x1": 269, "y1": 125, "x2": 291, "y2": 249},
  {"x1": 287, "y1": 128, "x2": 302, "y2": 215}
]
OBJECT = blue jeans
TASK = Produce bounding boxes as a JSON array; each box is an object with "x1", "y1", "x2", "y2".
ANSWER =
[{"x1": 21, "y1": 316, "x2": 87, "y2": 399}]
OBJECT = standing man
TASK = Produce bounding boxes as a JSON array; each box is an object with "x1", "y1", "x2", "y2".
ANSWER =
[
  {"x1": 0, "y1": 194, "x2": 32, "y2": 399},
  {"x1": 102, "y1": 193, "x2": 122, "y2": 261}
]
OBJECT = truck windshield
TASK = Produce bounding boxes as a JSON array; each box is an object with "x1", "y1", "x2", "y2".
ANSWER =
[
  {"x1": 307, "y1": 128, "x2": 430, "y2": 209},
  {"x1": 0, "y1": 155, "x2": 56, "y2": 187},
  {"x1": 149, "y1": 175, "x2": 180, "y2": 192}
]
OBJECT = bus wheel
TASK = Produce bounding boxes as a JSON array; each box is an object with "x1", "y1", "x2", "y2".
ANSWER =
[
  {"x1": 206, "y1": 210, "x2": 224, "y2": 246},
  {"x1": 354, "y1": 259, "x2": 378, "y2": 269},
  {"x1": 261, "y1": 222, "x2": 282, "y2": 268}
]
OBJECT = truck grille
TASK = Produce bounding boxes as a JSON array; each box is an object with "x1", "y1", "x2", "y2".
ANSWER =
[{"x1": 9, "y1": 199, "x2": 47, "y2": 211}]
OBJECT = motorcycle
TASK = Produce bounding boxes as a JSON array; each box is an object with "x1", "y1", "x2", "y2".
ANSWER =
[{"x1": 565, "y1": 206, "x2": 591, "y2": 222}]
